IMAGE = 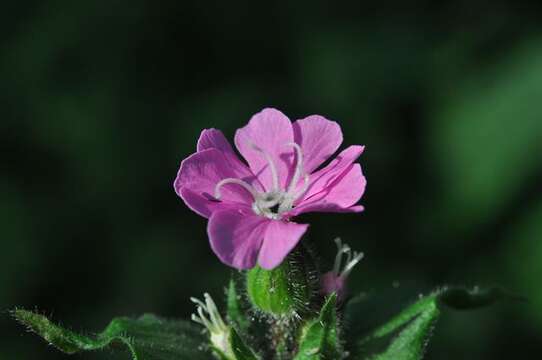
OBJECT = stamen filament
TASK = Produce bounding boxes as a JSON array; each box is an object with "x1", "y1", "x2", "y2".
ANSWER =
[
  {"x1": 333, "y1": 237, "x2": 345, "y2": 275},
  {"x1": 332, "y1": 237, "x2": 363, "y2": 278},
  {"x1": 285, "y1": 142, "x2": 304, "y2": 195},
  {"x1": 341, "y1": 251, "x2": 364, "y2": 277},
  {"x1": 294, "y1": 174, "x2": 310, "y2": 200},
  {"x1": 345, "y1": 247, "x2": 353, "y2": 267},
  {"x1": 249, "y1": 142, "x2": 280, "y2": 191},
  {"x1": 213, "y1": 141, "x2": 309, "y2": 217},
  {"x1": 214, "y1": 178, "x2": 260, "y2": 201}
]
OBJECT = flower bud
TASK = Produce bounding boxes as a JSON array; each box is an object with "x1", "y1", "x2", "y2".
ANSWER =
[{"x1": 246, "y1": 246, "x2": 317, "y2": 316}]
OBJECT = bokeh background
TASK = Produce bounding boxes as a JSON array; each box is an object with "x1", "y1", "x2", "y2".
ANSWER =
[{"x1": 2, "y1": 1, "x2": 542, "y2": 359}]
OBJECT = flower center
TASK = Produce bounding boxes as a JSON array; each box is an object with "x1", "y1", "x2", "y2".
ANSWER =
[{"x1": 214, "y1": 142, "x2": 309, "y2": 219}]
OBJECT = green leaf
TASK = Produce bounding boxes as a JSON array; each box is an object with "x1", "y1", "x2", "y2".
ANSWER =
[
  {"x1": 230, "y1": 328, "x2": 259, "y2": 360},
  {"x1": 13, "y1": 309, "x2": 211, "y2": 360},
  {"x1": 226, "y1": 278, "x2": 249, "y2": 332},
  {"x1": 294, "y1": 293, "x2": 341, "y2": 360},
  {"x1": 355, "y1": 287, "x2": 506, "y2": 360}
]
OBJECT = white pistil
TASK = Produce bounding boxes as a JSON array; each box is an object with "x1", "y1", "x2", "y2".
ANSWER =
[
  {"x1": 294, "y1": 174, "x2": 310, "y2": 200},
  {"x1": 213, "y1": 141, "x2": 310, "y2": 219},
  {"x1": 214, "y1": 178, "x2": 260, "y2": 201},
  {"x1": 333, "y1": 238, "x2": 350, "y2": 275},
  {"x1": 342, "y1": 251, "x2": 364, "y2": 277},
  {"x1": 249, "y1": 142, "x2": 280, "y2": 192},
  {"x1": 285, "y1": 142, "x2": 304, "y2": 195},
  {"x1": 332, "y1": 237, "x2": 364, "y2": 277}
]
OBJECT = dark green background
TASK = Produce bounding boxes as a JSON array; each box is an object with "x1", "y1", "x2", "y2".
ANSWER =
[{"x1": 2, "y1": 1, "x2": 542, "y2": 359}]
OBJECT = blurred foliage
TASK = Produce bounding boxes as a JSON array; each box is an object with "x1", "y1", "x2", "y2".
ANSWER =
[
  {"x1": 1, "y1": 1, "x2": 541, "y2": 359},
  {"x1": 12, "y1": 309, "x2": 209, "y2": 359}
]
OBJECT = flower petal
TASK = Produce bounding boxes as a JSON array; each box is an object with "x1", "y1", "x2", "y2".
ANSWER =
[
  {"x1": 174, "y1": 148, "x2": 257, "y2": 218},
  {"x1": 292, "y1": 115, "x2": 343, "y2": 174},
  {"x1": 290, "y1": 163, "x2": 366, "y2": 216},
  {"x1": 197, "y1": 128, "x2": 264, "y2": 191},
  {"x1": 296, "y1": 145, "x2": 365, "y2": 203},
  {"x1": 234, "y1": 108, "x2": 294, "y2": 191},
  {"x1": 178, "y1": 187, "x2": 239, "y2": 218},
  {"x1": 257, "y1": 220, "x2": 309, "y2": 270},
  {"x1": 292, "y1": 204, "x2": 364, "y2": 216},
  {"x1": 197, "y1": 128, "x2": 234, "y2": 153},
  {"x1": 208, "y1": 208, "x2": 270, "y2": 269}
]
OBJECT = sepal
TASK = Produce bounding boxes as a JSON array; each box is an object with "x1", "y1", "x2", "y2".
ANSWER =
[
  {"x1": 294, "y1": 293, "x2": 343, "y2": 359},
  {"x1": 246, "y1": 246, "x2": 318, "y2": 317}
]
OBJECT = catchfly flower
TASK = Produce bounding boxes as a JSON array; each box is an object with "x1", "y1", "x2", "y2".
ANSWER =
[
  {"x1": 174, "y1": 108, "x2": 366, "y2": 270},
  {"x1": 321, "y1": 237, "x2": 364, "y2": 302}
]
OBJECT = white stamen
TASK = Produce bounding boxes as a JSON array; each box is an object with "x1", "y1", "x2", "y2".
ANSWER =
[
  {"x1": 214, "y1": 178, "x2": 260, "y2": 201},
  {"x1": 275, "y1": 143, "x2": 309, "y2": 213},
  {"x1": 285, "y1": 142, "x2": 304, "y2": 194},
  {"x1": 294, "y1": 174, "x2": 310, "y2": 200},
  {"x1": 341, "y1": 251, "x2": 364, "y2": 277},
  {"x1": 213, "y1": 140, "x2": 310, "y2": 218},
  {"x1": 249, "y1": 142, "x2": 280, "y2": 191},
  {"x1": 333, "y1": 238, "x2": 347, "y2": 274},
  {"x1": 345, "y1": 247, "x2": 353, "y2": 266},
  {"x1": 332, "y1": 237, "x2": 364, "y2": 277},
  {"x1": 257, "y1": 192, "x2": 282, "y2": 208}
]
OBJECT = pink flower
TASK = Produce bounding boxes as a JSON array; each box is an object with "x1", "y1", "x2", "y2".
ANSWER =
[
  {"x1": 321, "y1": 238, "x2": 364, "y2": 302},
  {"x1": 174, "y1": 108, "x2": 366, "y2": 270}
]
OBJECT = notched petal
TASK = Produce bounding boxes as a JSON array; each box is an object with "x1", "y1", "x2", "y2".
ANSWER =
[
  {"x1": 174, "y1": 149, "x2": 258, "y2": 217},
  {"x1": 234, "y1": 108, "x2": 294, "y2": 191},
  {"x1": 292, "y1": 115, "x2": 343, "y2": 174}
]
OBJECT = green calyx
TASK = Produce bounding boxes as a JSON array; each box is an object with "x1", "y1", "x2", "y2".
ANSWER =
[{"x1": 246, "y1": 247, "x2": 317, "y2": 316}]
